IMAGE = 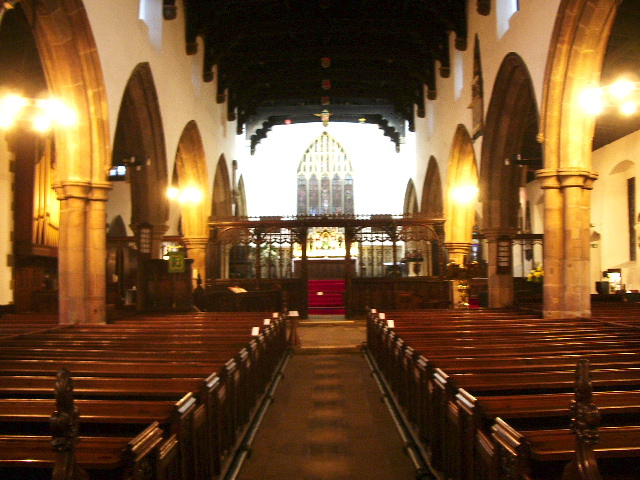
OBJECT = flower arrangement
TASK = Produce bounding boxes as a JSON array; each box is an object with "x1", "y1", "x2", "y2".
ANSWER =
[{"x1": 527, "y1": 264, "x2": 544, "y2": 283}]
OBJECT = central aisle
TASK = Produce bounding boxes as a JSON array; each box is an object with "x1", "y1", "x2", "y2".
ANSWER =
[{"x1": 236, "y1": 352, "x2": 418, "y2": 480}]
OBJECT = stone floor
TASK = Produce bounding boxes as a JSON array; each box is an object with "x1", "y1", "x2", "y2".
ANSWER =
[{"x1": 236, "y1": 317, "x2": 417, "y2": 480}]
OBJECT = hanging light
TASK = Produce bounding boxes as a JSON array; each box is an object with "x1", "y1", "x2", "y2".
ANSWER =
[
  {"x1": 0, "y1": 94, "x2": 77, "y2": 132},
  {"x1": 579, "y1": 77, "x2": 640, "y2": 116}
]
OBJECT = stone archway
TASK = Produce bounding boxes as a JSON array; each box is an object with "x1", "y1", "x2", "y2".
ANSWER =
[
  {"x1": 480, "y1": 53, "x2": 539, "y2": 308},
  {"x1": 236, "y1": 175, "x2": 248, "y2": 217},
  {"x1": 4, "y1": 0, "x2": 111, "y2": 324},
  {"x1": 209, "y1": 155, "x2": 233, "y2": 280},
  {"x1": 445, "y1": 125, "x2": 478, "y2": 265},
  {"x1": 114, "y1": 63, "x2": 170, "y2": 258},
  {"x1": 403, "y1": 179, "x2": 418, "y2": 215},
  {"x1": 539, "y1": 0, "x2": 621, "y2": 318},
  {"x1": 212, "y1": 155, "x2": 233, "y2": 219},
  {"x1": 173, "y1": 120, "x2": 210, "y2": 284},
  {"x1": 421, "y1": 156, "x2": 444, "y2": 219}
]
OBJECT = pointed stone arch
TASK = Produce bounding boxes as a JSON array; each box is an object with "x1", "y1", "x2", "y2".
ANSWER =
[
  {"x1": 539, "y1": 0, "x2": 621, "y2": 318},
  {"x1": 5, "y1": 0, "x2": 111, "y2": 324},
  {"x1": 212, "y1": 155, "x2": 233, "y2": 219},
  {"x1": 480, "y1": 53, "x2": 540, "y2": 307},
  {"x1": 172, "y1": 121, "x2": 210, "y2": 283},
  {"x1": 421, "y1": 156, "x2": 444, "y2": 219},
  {"x1": 403, "y1": 179, "x2": 418, "y2": 215},
  {"x1": 481, "y1": 53, "x2": 538, "y2": 232},
  {"x1": 470, "y1": 35, "x2": 485, "y2": 140},
  {"x1": 236, "y1": 175, "x2": 248, "y2": 217},
  {"x1": 173, "y1": 121, "x2": 209, "y2": 238},
  {"x1": 445, "y1": 125, "x2": 478, "y2": 264},
  {"x1": 107, "y1": 215, "x2": 128, "y2": 238},
  {"x1": 114, "y1": 63, "x2": 169, "y2": 248}
]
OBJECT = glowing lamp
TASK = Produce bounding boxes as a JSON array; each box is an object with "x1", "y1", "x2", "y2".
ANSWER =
[
  {"x1": 178, "y1": 186, "x2": 203, "y2": 204},
  {"x1": 451, "y1": 185, "x2": 479, "y2": 204},
  {"x1": 166, "y1": 186, "x2": 179, "y2": 200},
  {"x1": 578, "y1": 87, "x2": 604, "y2": 115},
  {"x1": 0, "y1": 95, "x2": 28, "y2": 129},
  {"x1": 620, "y1": 101, "x2": 637, "y2": 116},
  {"x1": 609, "y1": 79, "x2": 635, "y2": 99}
]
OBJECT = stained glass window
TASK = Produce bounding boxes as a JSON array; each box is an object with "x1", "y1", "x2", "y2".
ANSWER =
[
  {"x1": 308, "y1": 174, "x2": 319, "y2": 216},
  {"x1": 332, "y1": 174, "x2": 342, "y2": 214},
  {"x1": 297, "y1": 174, "x2": 307, "y2": 214},
  {"x1": 321, "y1": 176, "x2": 330, "y2": 214},
  {"x1": 344, "y1": 174, "x2": 354, "y2": 214},
  {"x1": 296, "y1": 132, "x2": 354, "y2": 216}
]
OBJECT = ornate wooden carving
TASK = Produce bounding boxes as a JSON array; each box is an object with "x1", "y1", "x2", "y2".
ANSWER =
[
  {"x1": 50, "y1": 368, "x2": 88, "y2": 480},
  {"x1": 562, "y1": 359, "x2": 603, "y2": 480}
]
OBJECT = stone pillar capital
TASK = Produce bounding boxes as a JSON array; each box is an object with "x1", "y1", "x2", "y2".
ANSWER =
[
  {"x1": 535, "y1": 168, "x2": 598, "y2": 189},
  {"x1": 444, "y1": 242, "x2": 472, "y2": 264},
  {"x1": 54, "y1": 181, "x2": 92, "y2": 200},
  {"x1": 183, "y1": 236, "x2": 209, "y2": 249},
  {"x1": 54, "y1": 181, "x2": 112, "y2": 201}
]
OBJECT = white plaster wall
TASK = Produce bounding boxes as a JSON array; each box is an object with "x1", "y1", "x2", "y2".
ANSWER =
[
  {"x1": 238, "y1": 123, "x2": 415, "y2": 216},
  {"x1": 83, "y1": 0, "x2": 236, "y2": 235},
  {"x1": 413, "y1": 0, "x2": 561, "y2": 218},
  {"x1": 592, "y1": 130, "x2": 640, "y2": 291}
]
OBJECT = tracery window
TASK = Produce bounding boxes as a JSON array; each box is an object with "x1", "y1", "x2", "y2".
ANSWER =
[
  {"x1": 308, "y1": 174, "x2": 319, "y2": 216},
  {"x1": 296, "y1": 132, "x2": 354, "y2": 215}
]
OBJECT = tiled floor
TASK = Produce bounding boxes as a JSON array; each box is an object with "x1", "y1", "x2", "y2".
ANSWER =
[{"x1": 236, "y1": 322, "x2": 417, "y2": 480}]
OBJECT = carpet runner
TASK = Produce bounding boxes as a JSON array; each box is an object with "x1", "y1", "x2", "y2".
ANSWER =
[{"x1": 308, "y1": 279, "x2": 346, "y2": 315}]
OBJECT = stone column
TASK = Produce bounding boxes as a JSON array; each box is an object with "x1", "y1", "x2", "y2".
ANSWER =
[
  {"x1": 150, "y1": 224, "x2": 169, "y2": 259},
  {"x1": 56, "y1": 182, "x2": 110, "y2": 325},
  {"x1": 483, "y1": 228, "x2": 517, "y2": 309},
  {"x1": 537, "y1": 168, "x2": 597, "y2": 318},
  {"x1": 183, "y1": 236, "x2": 208, "y2": 287},
  {"x1": 560, "y1": 169, "x2": 598, "y2": 318},
  {"x1": 85, "y1": 183, "x2": 111, "y2": 323},
  {"x1": 444, "y1": 242, "x2": 471, "y2": 265}
]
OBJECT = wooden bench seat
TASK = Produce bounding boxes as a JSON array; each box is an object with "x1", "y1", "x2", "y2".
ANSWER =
[
  {"x1": 479, "y1": 419, "x2": 640, "y2": 480},
  {"x1": 367, "y1": 307, "x2": 640, "y2": 479},
  {"x1": 0, "y1": 312, "x2": 290, "y2": 480},
  {"x1": 0, "y1": 422, "x2": 168, "y2": 480},
  {"x1": 454, "y1": 388, "x2": 640, "y2": 479}
]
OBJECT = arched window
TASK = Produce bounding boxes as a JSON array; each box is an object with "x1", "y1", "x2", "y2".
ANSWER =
[
  {"x1": 344, "y1": 174, "x2": 354, "y2": 214},
  {"x1": 308, "y1": 174, "x2": 319, "y2": 216},
  {"x1": 332, "y1": 174, "x2": 342, "y2": 214},
  {"x1": 297, "y1": 174, "x2": 307, "y2": 213},
  {"x1": 296, "y1": 132, "x2": 354, "y2": 215}
]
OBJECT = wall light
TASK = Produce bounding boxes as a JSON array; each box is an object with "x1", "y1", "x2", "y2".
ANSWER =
[
  {"x1": 0, "y1": 94, "x2": 77, "y2": 132},
  {"x1": 167, "y1": 186, "x2": 203, "y2": 204},
  {"x1": 451, "y1": 185, "x2": 479, "y2": 204},
  {"x1": 580, "y1": 78, "x2": 640, "y2": 116}
]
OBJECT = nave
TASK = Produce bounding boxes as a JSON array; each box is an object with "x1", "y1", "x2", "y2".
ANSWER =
[{"x1": 235, "y1": 320, "x2": 419, "y2": 480}]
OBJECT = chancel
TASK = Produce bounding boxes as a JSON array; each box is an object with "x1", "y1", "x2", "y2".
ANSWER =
[{"x1": 1, "y1": 1, "x2": 640, "y2": 479}]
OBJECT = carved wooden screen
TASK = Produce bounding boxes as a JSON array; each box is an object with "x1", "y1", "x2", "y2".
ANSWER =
[{"x1": 296, "y1": 132, "x2": 354, "y2": 215}]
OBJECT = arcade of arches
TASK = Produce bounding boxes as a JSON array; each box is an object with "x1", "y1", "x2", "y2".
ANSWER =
[{"x1": 0, "y1": 0, "x2": 637, "y2": 322}]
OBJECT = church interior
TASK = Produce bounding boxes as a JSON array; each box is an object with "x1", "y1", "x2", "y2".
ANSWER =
[{"x1": 1, "y1": 0, "x2": 640, "y2": 478}]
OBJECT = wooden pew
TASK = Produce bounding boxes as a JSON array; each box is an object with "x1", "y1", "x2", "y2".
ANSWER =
[
  {"x1": 366, "y1": 308, "x2": 640, "y2": 479},
  {"x1": 455, "y1": 388, "x2": 640, "y2": 479},
  {"x1": 0, "y1": 312, "x2": 289, "y2": 479}
]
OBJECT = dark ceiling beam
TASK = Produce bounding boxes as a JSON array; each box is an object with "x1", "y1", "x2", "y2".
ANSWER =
[{"x1": 220, "y1": 66, "x2": 425, "y2": 96}]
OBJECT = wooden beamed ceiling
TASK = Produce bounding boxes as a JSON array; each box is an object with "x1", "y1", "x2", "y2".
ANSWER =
[{"x1": 165, "y1": 0, "x2": 471, "y2": 151}]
